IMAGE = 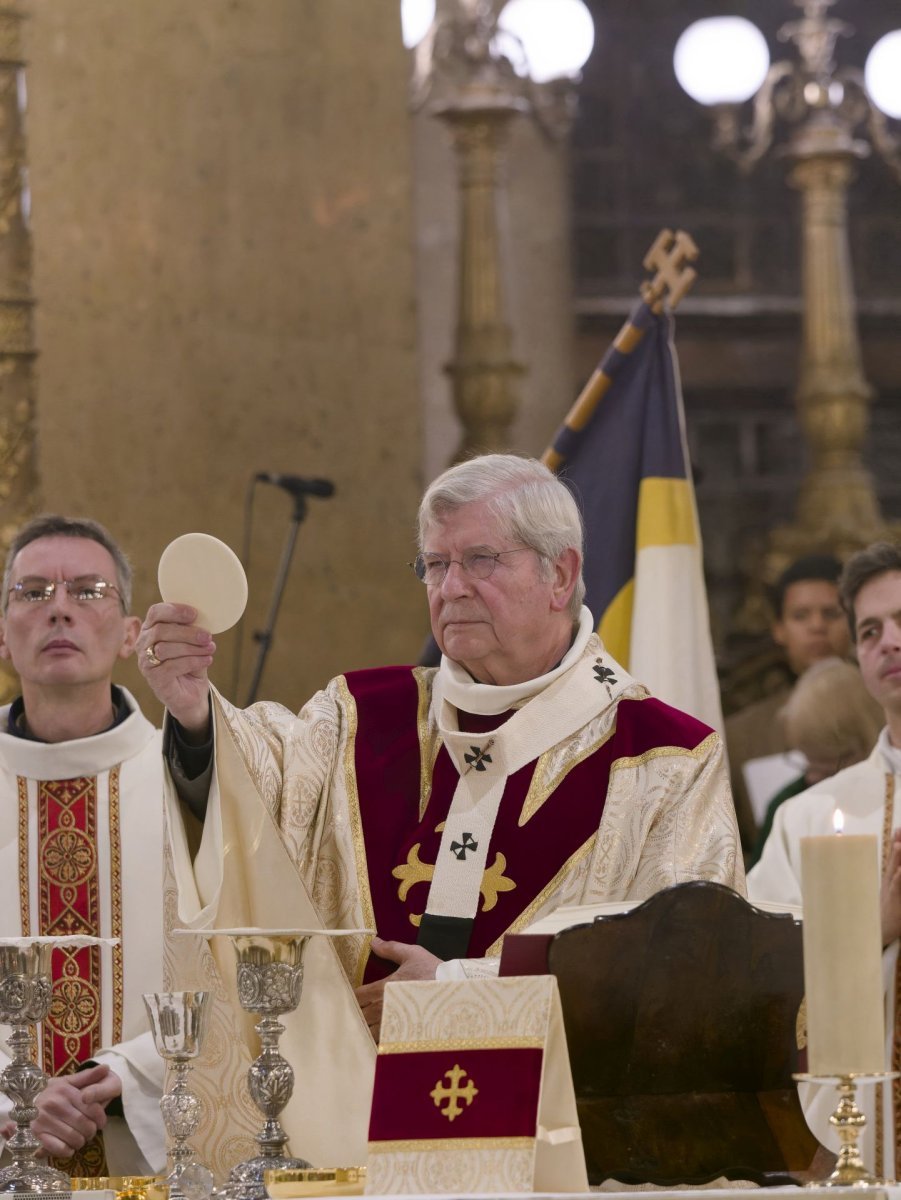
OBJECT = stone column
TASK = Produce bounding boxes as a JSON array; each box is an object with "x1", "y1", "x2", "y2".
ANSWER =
[
  {"x1": 437, "y1": 100, "x2": 525, "y2": 462},
  {"x1": 768, "y1": 113, "x2": 890, "y2": 574},
  {"x1": 790, "y1": 151, "x2": 878, "y2": 532}
]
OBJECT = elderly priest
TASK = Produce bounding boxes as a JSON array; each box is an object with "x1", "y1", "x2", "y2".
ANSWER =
[{"x1": 138, "y1": 453, "x2": 744, "y2": 1172}]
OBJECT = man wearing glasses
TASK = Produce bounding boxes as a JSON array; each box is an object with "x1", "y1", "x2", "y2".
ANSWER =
[
  {"x1": 139, "y1": 454, "x2": 742, "y2": 1171},
  {"x1": 0, "y1": 516, "x2": 164, "y2": 1178}
]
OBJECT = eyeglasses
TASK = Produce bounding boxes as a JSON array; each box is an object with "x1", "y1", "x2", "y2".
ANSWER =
[
  {"x1": 8, "y1": 575, "x2": 123, "y2": 606},
  {"x1": 409, "y1": 548, "x2": 534, "y2": 585}
]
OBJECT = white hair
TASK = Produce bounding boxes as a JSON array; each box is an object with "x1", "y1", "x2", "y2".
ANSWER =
[{"x1": 418, "y1": 454, "x2": 586, "y2": 620}]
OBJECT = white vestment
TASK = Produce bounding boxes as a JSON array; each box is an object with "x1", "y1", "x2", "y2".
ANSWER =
[
  {"x1": 0, "y1": 689, "x2": 166, "y2": 1174},
  {"x1": 747, "y1": 735, "x2": 898, "y2": 1177},
  {"x1": 164, "y1": 621, "x2": 744, "y2": 1178}
]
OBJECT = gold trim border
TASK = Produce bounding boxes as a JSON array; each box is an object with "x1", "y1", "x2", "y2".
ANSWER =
[
  {"x1": 519, "y1": 719, "x2": 616, "y2": 828},
  {"x1": 609, "y1": 730, "x2": 718, "y2": 773},
  {"x1": 17, "y1": 775, "x2": 28, "y2": 934},
  {"x1": 336, "y1": 675, "x2": 376, "y2": 987},
  {"x1": 378, "y1": 1035, "x2": 544, "y2": 1055},
  {"x1": 881, "y1": 770, "x2": 896, "y2": 1181},
  {"x1": 368, "y1": 1136, "x2": 535, "y2": 1153},
  {"x1": 485, "y1": 833, "x2": 597, "y2": 958},
  {"x1": 109, "y1": 765, "x2": 124, "y2": 1046},
  {"x1": 413, "y1": 666, "x2": 441, "y2": 820}
]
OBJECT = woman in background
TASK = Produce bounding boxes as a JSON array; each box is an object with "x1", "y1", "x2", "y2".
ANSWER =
[{"x1": 749, "y1": 656, "x2": 884, "y2": 867}]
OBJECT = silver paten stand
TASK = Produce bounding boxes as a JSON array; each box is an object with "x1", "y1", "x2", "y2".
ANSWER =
[{"x1": 0, "y1": 942, "x2": 69, "y2": 1196}]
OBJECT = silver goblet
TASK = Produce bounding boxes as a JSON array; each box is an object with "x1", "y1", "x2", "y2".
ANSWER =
[
  {"x1": 143, "y1": 992, "x2": 213, "y2": 1200},
  {"x1": 0, "y1": 941, "x2": 68, "y2": 1195},
  {"x1": 224, "y1": 934, "x2": 312, "y2": 1200}
]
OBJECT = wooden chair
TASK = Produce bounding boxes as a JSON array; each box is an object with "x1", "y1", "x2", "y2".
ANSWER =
[{"x1": 544, "y1": 881, "x2": 830, "y2": 1186}]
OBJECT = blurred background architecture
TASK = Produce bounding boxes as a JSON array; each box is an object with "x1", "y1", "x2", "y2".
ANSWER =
[{"x1": 3, "y1": 0, "x2": 899, "y2": 716}]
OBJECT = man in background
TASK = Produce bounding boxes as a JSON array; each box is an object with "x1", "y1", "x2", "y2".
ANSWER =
[
  {"x1": 725, "y1": 553, "x2": 850, "y2": 849},
  {"x1": 0, "y1": 516, "x2": 165, "y2": 1176},
  {"x1": 749, "y1": 541, "x2": 901, "y2": 1178}
]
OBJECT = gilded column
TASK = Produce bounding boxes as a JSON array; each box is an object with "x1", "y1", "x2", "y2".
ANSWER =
[
  {"x1": 437, "y1": 102, "x2": 524, "y2": 461},
  {"x1": 0, "y1": 5, "x2": 38, "y2": 700},
  {"x1": 413, "y1": 0, "x2": 529, "y2": 463},
  {"x1": 788, "y1": 146, "x2": 881, "y2": 543},
  {"x1": 768, "y1": 111, "x2": 889, "y2": 573}
]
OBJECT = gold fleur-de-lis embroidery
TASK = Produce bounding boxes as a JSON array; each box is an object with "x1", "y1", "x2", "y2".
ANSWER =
[
  {"x1": 391, "y1": 837, "x2": 516, "y2": 926},
  {"x1": 480, "y1": 852, "x2": 516, "y2": 910},
  {"x1": 392, "y1": 843, "x2": 433, "y2": 902}
]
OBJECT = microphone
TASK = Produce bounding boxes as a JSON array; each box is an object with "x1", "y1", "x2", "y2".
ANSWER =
[{"x1": 255, "y1": 472, "x2": 335, "y2": 498}]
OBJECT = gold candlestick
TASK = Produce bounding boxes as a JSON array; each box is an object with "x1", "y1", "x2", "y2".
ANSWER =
[{"x1": 794, "y1": 1071, "x2": 898, "y2": 1187}]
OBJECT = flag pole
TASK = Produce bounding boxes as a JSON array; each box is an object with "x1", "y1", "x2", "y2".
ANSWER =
[{"x1": 542, "y1": 229, "x2": 699, "y2": 473}]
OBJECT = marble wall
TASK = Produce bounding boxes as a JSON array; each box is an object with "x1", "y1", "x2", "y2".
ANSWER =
[{"x1": 24, "y1": 0, "x2": 428, "y2": 715}]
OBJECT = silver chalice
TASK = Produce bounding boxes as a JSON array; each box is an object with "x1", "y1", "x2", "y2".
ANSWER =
[
  {"x1": 0, "y1": 940, "x2": 68, "y2": 1195},
  {"x1": 221, "y1": 934, "x2": 313, "y2": 1200},
  {"x1": 181, "y1": 925, "x2": 372, "y2": 1200},
  {"x1": 143, "y1": 992, "x2": 213, "y2": 1200}
]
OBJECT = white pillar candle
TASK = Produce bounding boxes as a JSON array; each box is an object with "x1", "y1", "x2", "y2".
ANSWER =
[{"x1": 800, "y1": 812, "x2": 884, "y2": 1076}]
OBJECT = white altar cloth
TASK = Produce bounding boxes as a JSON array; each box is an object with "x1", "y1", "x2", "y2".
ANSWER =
[{"x1": 360, "y1": 1190, "x2": 894, "y2": 1200}]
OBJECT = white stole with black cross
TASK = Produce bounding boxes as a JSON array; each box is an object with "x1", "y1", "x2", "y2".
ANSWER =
[{"x1": 421, "y1": 609, "x2": 633, "y2": 956}]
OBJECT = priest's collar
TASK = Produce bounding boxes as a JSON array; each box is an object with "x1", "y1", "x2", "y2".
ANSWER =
[
  {"x1": 437, "y1": 605, "x2": 595, "y2": 716},
  {"x1": 878, "y1": 726, "x2": 901, "y2": 774},
  {"x1": 8, "y1": 684, "x2": 131, "y2": 743}
]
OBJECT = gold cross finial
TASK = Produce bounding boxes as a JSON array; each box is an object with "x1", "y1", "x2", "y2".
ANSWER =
[{"x1": 640, "y1": 229, "x2": 699, "y2": 313}]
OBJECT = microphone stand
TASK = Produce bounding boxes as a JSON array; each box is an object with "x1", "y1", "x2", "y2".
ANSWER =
[{"x1": 244, "y1": 491, "x2": 308, "y2": 706}]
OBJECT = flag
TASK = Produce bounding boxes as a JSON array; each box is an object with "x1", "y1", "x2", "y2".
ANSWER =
[{"x1": 544, "y1": 299, "x2": 724, "y2": 733}]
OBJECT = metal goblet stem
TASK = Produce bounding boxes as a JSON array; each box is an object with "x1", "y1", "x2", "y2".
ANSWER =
[
  {"x1": 826, "y1": 1077, "x2": 871, "y2": 1187},
  {"x1": 0, "y1": 942, "x2": 69, "y2": 1195},
  {"x1": 143, "y1": 991, "x2": 212, "y2": 1200},
  {"x1": 225, "y1": 935, "x2": 312, "y2": 1200}
]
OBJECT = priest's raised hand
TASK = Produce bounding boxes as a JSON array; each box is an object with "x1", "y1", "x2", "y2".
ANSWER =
[{"x1": 137, "y1": 601, "x2": 216, "y2": 735}]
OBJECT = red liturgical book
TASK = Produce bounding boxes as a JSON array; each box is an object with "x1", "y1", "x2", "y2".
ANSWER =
[
  {"x1": 498, "y1": 901, "x2": 637, "y2": 976},
  {"x1": 499, "y1": 932, "x2": 553, "y2": 976}
]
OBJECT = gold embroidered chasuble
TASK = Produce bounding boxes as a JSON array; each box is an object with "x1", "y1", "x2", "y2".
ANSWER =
[
  {"x1": 0, "y1": 690, "x2": 166, "y2": 1175},
  {"x1": 163, "y1": 631, "x2": 743, "y2": 1177}
]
